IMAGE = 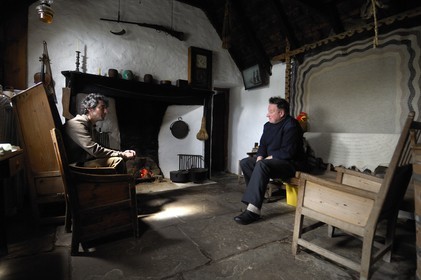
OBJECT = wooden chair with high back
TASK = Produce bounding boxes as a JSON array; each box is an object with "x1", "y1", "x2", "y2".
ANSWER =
[
  {"x1": 50, "y1": 127, "x2": 139, "y2": 256},
  {"x1": 292, "y1": 111, "x2": 419, "y2": 280},
  {"x1": 11, "y1": 83, "x2": 69, "y2": 228}
]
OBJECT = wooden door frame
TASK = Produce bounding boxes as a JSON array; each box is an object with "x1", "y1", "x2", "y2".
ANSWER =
[{"x1": 210, "y1": 87, "x2": 229, "y2": 174}]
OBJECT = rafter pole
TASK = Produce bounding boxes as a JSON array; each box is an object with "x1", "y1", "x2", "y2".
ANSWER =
[
  {"x1": 296, "y1": 0, "x2": 344, "y2": 34},
  {"x1": 284, "y1": 39, "x2": 291, "y2": 102},
  {"x1": 269, "y1": 0, "x2": 299, "y2": 50},
  {"x1": 230, "y1": 0, "x2": 272, "y2": 75}
]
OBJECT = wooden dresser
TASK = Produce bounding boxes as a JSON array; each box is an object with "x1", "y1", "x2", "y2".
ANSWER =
[{"x1": 0, "y1": 148, "x2": 24, "y2": 256}]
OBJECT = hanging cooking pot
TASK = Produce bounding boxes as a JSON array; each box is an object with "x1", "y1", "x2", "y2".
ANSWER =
[{"x1": 170, "y1": 117, "x2": 189, "y2": 139}]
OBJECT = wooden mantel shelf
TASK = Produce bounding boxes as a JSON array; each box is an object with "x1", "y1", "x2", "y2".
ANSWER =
[{"x1": 62, "y1": 71, "x2": 214, "y2": 109}]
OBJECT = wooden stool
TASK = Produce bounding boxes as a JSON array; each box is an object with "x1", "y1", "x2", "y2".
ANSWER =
[{"x1": 266, "y1": 174, "x2": 301, "y2": 203}]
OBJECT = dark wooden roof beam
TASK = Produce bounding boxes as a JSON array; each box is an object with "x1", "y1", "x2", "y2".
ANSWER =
[
  {"x1": 231, "y1": 0, "x2": 272, "y2": 75},
  {"x1": 295, "y1": 0, "x2": 345, "y2": 34},
  {"x1": 324, "y1": 3, "x2": 345, "y2": 34},
  {"x1": 200, "y1": 3, "x2": 224, "y2": 40},
  {"x1": 270, "y1": 0, "x2": 300, "y2": 50}
]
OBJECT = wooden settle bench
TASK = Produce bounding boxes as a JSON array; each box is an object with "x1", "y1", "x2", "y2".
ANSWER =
[{"x1": 291, "y1": 111, "x2": 419, "y2": 280}]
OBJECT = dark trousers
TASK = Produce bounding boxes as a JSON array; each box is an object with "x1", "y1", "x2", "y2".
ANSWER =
[{"x1": 240, "y1": 156, "x2": 295, "y2": 209}]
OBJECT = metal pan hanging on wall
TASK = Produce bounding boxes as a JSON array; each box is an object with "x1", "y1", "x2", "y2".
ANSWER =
[{"x1": 170, "y1": 117, "x2": 189, "y2": 139}]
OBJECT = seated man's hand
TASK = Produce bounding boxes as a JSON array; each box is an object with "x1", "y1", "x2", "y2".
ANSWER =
[
  {"x1": 122, "y1": 150, "x2": 136, "y2": 160},
  {"x1": 257, "y1": 155, "x2": 272, "y2": 162}
]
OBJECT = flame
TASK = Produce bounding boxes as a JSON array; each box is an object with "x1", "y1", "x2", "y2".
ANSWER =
[{"x1": 139, "y1": 168, "x2": 153, "y2": 178}]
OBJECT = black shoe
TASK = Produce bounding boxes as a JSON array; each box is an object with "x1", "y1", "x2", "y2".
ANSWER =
[{"x1": 234, "y1": 210, "x2": 260, "y2": 225}]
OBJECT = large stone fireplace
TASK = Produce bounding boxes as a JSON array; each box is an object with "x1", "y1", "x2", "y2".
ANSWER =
[{"x1": 62, "y1": 71, "x2": 214, "y2": 178}]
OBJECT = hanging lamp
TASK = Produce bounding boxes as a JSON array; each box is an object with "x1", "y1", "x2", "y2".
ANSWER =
[{"x1": 36, "y1": 0, "x2": 54, "y2": 24}]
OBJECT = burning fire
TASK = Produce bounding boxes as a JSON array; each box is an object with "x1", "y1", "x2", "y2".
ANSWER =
[{"x1": 139, "y1": 168, "x2": 153, "y2": 179}]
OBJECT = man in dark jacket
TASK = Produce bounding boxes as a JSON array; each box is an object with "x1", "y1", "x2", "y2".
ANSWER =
[{"x1": 235, "y1": 96, "x2": 308, "y2": 225}]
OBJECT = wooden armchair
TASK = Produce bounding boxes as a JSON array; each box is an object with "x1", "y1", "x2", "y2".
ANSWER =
[
  {"x1": 50, "y1": 128, "x2": 139, "y2": 255},
  {"x1": 292, "y1": 112, "x2": 419, "y2": 280}
]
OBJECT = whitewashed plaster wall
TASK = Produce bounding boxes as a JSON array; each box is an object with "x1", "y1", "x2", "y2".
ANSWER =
[
  {"x1": 27, "y1": 0, "x2": 287, "y2": 177},
  {"x1": 27, "y1": 0, "x2": 242, "y2": 91},
  {"x1": 227, "y1": 63, "x2": 286, "y2": 175}
]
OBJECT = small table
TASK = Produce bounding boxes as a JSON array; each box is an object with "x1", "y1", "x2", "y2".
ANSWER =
[{"x1": 0, "y1": 149, "x2": 24, "y2": 256}]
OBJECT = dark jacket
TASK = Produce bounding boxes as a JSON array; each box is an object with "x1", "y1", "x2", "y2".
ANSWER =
[
  {"x1": 63, "y1": 114, "x2": 122, "y2": 164},
  {"x1": 257, "y1": 115, "x2": 308, "y2": 171}
]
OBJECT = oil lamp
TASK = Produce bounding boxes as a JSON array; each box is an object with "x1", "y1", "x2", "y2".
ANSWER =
[{"x1": 36, "y1": 0, "x2": 54, "y2": 24}]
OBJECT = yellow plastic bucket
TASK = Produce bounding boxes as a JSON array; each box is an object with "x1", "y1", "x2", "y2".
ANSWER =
[{"x1": 285, "y1": 183, "x2": 298, "y2": 206}]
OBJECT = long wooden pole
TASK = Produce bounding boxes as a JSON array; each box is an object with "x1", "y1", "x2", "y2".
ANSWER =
[{"x1": 284, "y1": 39, "x2": 291, "y2": 102}]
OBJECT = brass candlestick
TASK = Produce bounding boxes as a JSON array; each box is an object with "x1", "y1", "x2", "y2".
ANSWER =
[{"x1": 75, "y1": 51, "x2": 81, "y2": 72}]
